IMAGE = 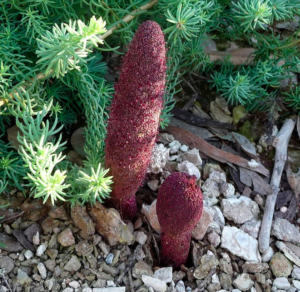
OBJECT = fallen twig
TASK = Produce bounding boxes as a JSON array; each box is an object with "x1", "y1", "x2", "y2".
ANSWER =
[
  {"x1": 258, "y1": 119, "x2": 296, "y2": 254},
  {"x1": 166, "y1": 125, "x2": 269, "y2": 177},
  {"x1": 171, "y1": 107, "x2": 236, "y2": 130}
]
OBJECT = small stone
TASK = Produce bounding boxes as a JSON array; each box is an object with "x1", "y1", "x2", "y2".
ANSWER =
[
  {"x1": 292, "y1": 265, "x2": 300, "y2": 280},
  {"x1": 220, "y1": 183, "x2": 235, "y2": 198},
  {"x1": 32, "y1": 232, "x2": 40, "y2": 245},
  {"x1": 175, "y1": 280, "x2": 185, "y2": 292},
  {"x1": 147, "y1": 180, "x2": 159, "y2": 191},
  {"x1": 233, "y1": 273, "x2": 254, "y2": 291},
  {"x1": 132, "y1": 261, "x2": 153, "y2": 279},
  {"x1": 64, "y1": 255, "x2": 81, "y2": 272},
  {"x1": 207, "y1": 231, "x2": 221, "y2": 247},
  {"x1": 177, "y1": 161, "x2": 201, "y2": 180},
  {"x1": 106, "y1": 253, "x2": 114, "y2": 264},
  {"x1": 0, "y1": 256, "x2": 15, "y2": 274},
  {"x1": 71, "y1": 204, "x2": 95, "y2": 237},
  {"x1": 293, "y1": 280, "x2": 300, "y2": 289},
  {"x1": 212, "y1": 206, "x2": 225, "y2": 227},
  {"x1": 82, "y1": 289, "x2": 93, "y2": 292},
  {"x1": 276, "y1": 241, "x2": 300, "y2": 267},
  {"x1": 24, "y1": 250, "x2": 34, "y2": 260},
  {"x1": 107, "y1": 281, "x2": 116, "y2": 287},
  {"x1": 242, "y1": 262, "x2": 269, "y2": 273},
  {"x1": 93, "y1": 288, "x2": 125, "y2": 292},
  {"x1": 280, "y1": 206, "x2": 288, "y2": 213},
  {"x1": 193, "y1": 251, "x2": 219, "y2": 280},
  {"x1": 75, "y1": 240, "x2": 93, "y2": 257},
  {"x1": 142, "y1": 275, "x2": 167, "y2": 292},
  {"x1": 270, "y1": 252, "x2": 293, "y2": 277},
  {"x1": 153, "y1": 267, "x2": 173, "y2": 283},
  {"x1": 181, "y1": 148, "x2": 202, "y2": 167},
  {"x1": 273, "y1": 277, "x2": 290, "y2": 290},
  {"x1": 240, "y1": 219, "x2": 261, "y2": 239},
  {"x1": 219, "y1": 272, "x2": 232, "y2": 290},
  {"x1": 221, "y1": 226, "x2": 260, "y2": 262},
  {"x1": 180, "y1": 145, "x2": 189, "y2": 152},
  {"x1": 16, "y1": 268, "x2": 32, "y2": 286},
  {"x1": 44, "y1": 259, "x2": 56, "y2": 272},
  {"x1": 169, "y1": 140, "x2": 181, "y2": 154},
  {"x1": 36, "y1": 243, "x2": 47, "y2": 256},
  {"x1": 45, "y1": 279, "x2": 55, "y2": 291},
  {"x1": 37, "y1": 262, "x2": 47, "y2": 279},
  {"x1": 58, "y1": 228, "x2": 75, "y2": 247},
  {"x1": 62, "y1": 288, "x2": 73, "y2": 292},
  {"x1": 192, "y1": 207, "x2": 214, "y2": 240},
  {"x1": 134, "y1": 231, "x2": 147, "y2": 245},
  {"x1": 272, "y1": 218, "x2": 300, "y2": 244},
  {"x1": 69, "y1": 281, "x2": 80, "y2": 289},
  {"x1": 221, "y1": 196, "x2": 260, "y2": 224},
  {"x1": 99, "y1": 241, "x2": 110, "y2": 256},
  {"x1": 0, "y1": 286, "x2": 7, "y2": 292}
]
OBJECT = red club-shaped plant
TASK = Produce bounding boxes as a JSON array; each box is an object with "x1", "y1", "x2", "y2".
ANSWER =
[
  {"x1": 157, "y1": 172, "x2": 203, "y2": 268},
  {"x1": 105, "y1": 21, "x2": 166, "y2": 220}
]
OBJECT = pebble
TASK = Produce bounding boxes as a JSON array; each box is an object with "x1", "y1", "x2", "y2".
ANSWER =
[
  {"x1": 132, "y1": 261, "x2": 153, "y2": 278},
  {"x1": 194, "y1": 251, "x2": 219, "y2": 280},
  {"x1": 270, "y1": 252, "x2": 293, "y2": 277},
  {"x1": 192, "y1": 207, "x2": 214, "y2": 240},
  {"x1": 169, "y1": 140, "x2": 181, "y2": 154},
  {"x1": 276, "y1": 241, "x2": 300, "y2": 267},
  {"x1": 134, "y1": 231, "x2": 147, "y2": 245},
  {"x1": 175, "y1": 280, "x2": 185, "y2": 292},
  {"x1": 24, "y1": 250, "x2": 34, "y2": 260},
  {"x1": 181, "y1": 148, "x2": 202, "y2": 166},
  {"x1": 58, "y1": 228, "x2": 75, "y2": 247},
  {"x1": 142, "y1": 275, "x2": 167, "y2": 292},
  {"x1": 105, "y1": 253, "x2": 114, "y2": 265},
  {"x1": 36, "y1": 244, "x2": 47, "y2": 256},
  {"x1": 82, "y1": 289, "x2": 93, "y2": 292},
  {"x1": 69, "y1": 281, "x2": 80, "y2": 289},
  {"x1": 221, "y1": 196, "x2": 260, "y2": 224},
  {"x1": 273, "y1": 277, "x2": 290, "y2": 290},
  {"x1": 93, "y1": 288, "x2": 125, "y2": 292},
  {"x1": 33, "y1": 231, "x2": 40, "y2": 245},
  {"x1": 180, "y1": 145, "x2": 189, "y2": 152},
  {"x1": 62, "y1": 288, "x2": 73, "y2": 292},
  {"x1": 292, "y1": 265, "x2": 300, "y2": 280},
  {"x1": 240, "y1": 219, "x2": 261, "y2": 239},
  {"x1": 16, "y1": 268, "x2": 32, "y2": 285},
  {"x1": 221, "y1": 226, "x2": 260, "y2": 262},
  {"x1": 177, "y1": 161, "x2": 201, "y2": 179},
  {"x1": 293, "y1": 280, "x2": 300, "y2": 289},
  {"x1": 37, "y1": 262, "x2": 47, "y2": 279},
  {"x1": 147, "y1": 180, "x2": 159, "y2": 191},
  {"x1": 271, "y1": 218, "x2": 300, "y2": 244},
  {"x1": 0, "y1": 256, "x2": 15, "y2": 273},
  {"x1": 207, "y1": 231, "x2": 221, "y2": 247},
  {"x1": 153, "y1": 267, "x2": 173, "y2": 283},
  {"x1": 220, "y1": 183, "x2": 235, "y2": 198},
  {"x1": 233, "y1": 273, "x2": 254, "y2": 291},
  {"x1": 64, "y1": 255, "x2": 81, "y2": 272}
]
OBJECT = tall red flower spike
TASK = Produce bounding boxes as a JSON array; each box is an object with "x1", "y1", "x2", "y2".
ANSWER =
[
  {"x1": 157, "y1": 172, "x2": 203, "y2": 268},
  {"x1": 105, "y1": 21, "x2": 166, "y2": 220}
]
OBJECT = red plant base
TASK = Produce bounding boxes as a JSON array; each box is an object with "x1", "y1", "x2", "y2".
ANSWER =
[
  {"x1": 160, "y1": 231, "x2": 191, "y2": 269},
  {"x1": 113, "y1": 195, "x2": 137, "y2": 221}
]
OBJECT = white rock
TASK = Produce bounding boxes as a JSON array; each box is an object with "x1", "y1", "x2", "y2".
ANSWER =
[
  {"x1": 221, "y1": 196, "x2": 260, "y2": 224},
  {"x1": 232, "y1": 290, "x2": 242, "y2": 292},
  {"x1": 169, "y1": 140, "x2": 181, "y2": 154},
  {"x1": 148, "y1": 144, "x2": 169, "y2": 174},
  {"x1": 208, "y1": 231, "x2": 221, "y2": 247},
  {"x1": 248, "y1": 159, "x2": 259, "y2": 168},
  {"x1": 37, "y1": 262, "x2": 47, "y2": 279},
  {"x1": 293, "y1": 280, "x2": 300, "y2": 289},
  {"x1": 175, "y1": 280, "x2": 185, "y2": 292},
  {"x1": 33, "y1": 231, "x2": 40, "y2": 245},
  {"x1": 93, "y1": 288, "x2": 126, "y2": 292},
  {"x1": 181, "y1": 148, "x2": 202, "y2": 166},
  {"x1": 212, "y1": 206, "x2": 225, "y2": 227},
  {"x1": 107, "y1": 281, "x2": 116, "y2": 287},
  {"x1": 261, "y1": 246, "x2": 274, "y2": 263},
  {"x1": 292, "y1": 265, "x2": 300, "y2": 280},
  {"x1": 69, "y1": 281, "x2": 80, "y2": 289},
  {"x1": 180, "y1": 145, "x2": 189, "y2": 152},
  {"x1": 233, "y1": 273, "x2": 254, "y2": 291},
  {"x1": 134, "y1": 231, "x2": 147, "y2": 245},
  {"x1": 169, "y1": 155, "x2": 179, "y2": 161},
  {"x1": 212, "y1": 273, "x2": 220, "y2": 284},
  {"x1": 209, "y1": 171, "x2": 226, "y2": 183},
  {"x1": 177, "y1": 161, "x2": 201, "y2": 179},
  {"x1": 202, "y1": 179, "x2": 221, "y2": 206},
  {"x1": 153, "y1": 267, "x2": 173, "y2": 283},
  {"x1": 220, "y1": 183, "x2": 235, "y2": 198},
  {"x1": 36, "y1": 244, "x2": 47, "y2": 257},
  {"x1": 221, "y1": 226, "x2": 261, "y2": 262},
  {"x1": 147, "y1": 180, "x2": 159, "y2": 191},
  {"x1": 62, "y1": 288, "x2": 73, "y2": 292},
  {"x1": 24, "y1": 250, "x2": 34, "y2": 260},
  {"x1": 272, "y1": 218, "x2": 300, "y2": 244},
  {"x1": 273, "y1": 277, "x2": 290, "y2": 290},
  {"x1": 241, "y1": 219, "x2": 261, "y2": 239},
  {"x1": 280, "y1": 206, "x2": 288, "y2": 213},
  {"x1": 142, "y1": 275, "x2": 167, "y2": 292},
  {"x1": 82, "y1": 288, "x2": 92, "y2": 292}
]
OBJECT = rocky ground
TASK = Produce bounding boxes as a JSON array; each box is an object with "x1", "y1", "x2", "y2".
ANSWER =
[{"x1": 1, "y1": 126, "x2": 300, "y2": 292}]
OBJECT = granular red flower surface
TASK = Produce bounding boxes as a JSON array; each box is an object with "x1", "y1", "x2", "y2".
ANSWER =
[
  {"x1": 105, "y1": 21, "x2": 166, "y2": 220},
  {"x1": 157, "y1": 172, "x2": 203, "y2": 268}
]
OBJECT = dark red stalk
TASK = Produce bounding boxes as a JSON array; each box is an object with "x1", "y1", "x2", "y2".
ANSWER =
[
  {"x1": 105, "y1": 21, "x2": 166, "y2": 220},
  {"x1": 157, "y1": 172, "x2": 203, "y2": 268}
]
